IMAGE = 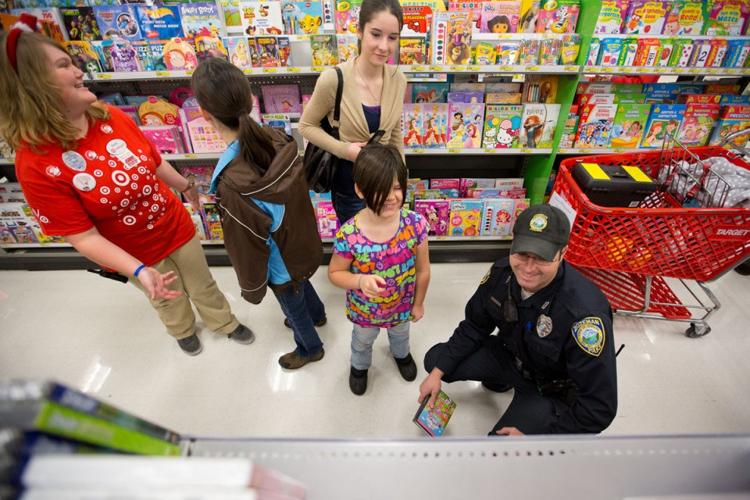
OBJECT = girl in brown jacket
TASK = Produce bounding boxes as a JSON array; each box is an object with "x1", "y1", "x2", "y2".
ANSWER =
[{"x1": 192, "y1": 58, "x2": 326, "y2": 370}]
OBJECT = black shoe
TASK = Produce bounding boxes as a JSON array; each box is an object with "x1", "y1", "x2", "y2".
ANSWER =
[
  {"x1": 349, "y1": 367, "x2": 368, "y2": 396},
  {"x1": 177, "y1": 334, "x2": 202, "y2": 356},
  {"x1": 394, "y1": 353, "x2": 417, "y2": 381},
  {"x1": 482, "y1": 380, "x2": 512, "y2": 393},
  {"x1": 284, "y1": 317, "x2": 327, "y2": 329},
  {"x1": 228, "y1": 324, "x2": 255, "y2": 345},
  {"x1": 735, "y1": 261, "x2": 750, "y2": 276}
]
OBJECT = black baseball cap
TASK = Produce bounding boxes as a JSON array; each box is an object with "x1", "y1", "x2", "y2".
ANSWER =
[{"x1": 510, "y1": 204, "x2": 571, "y2": 261}]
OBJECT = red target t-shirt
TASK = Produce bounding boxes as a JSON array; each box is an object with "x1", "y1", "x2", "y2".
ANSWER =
[{"x1": 15, "y1": 106, "x2": 195, "y2": 266}]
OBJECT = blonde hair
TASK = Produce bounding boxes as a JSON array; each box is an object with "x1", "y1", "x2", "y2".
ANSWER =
[{"x1": 0, "y1": 31, "x2": 108, "y2": 150}]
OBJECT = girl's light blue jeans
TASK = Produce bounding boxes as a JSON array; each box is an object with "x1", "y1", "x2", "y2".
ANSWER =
[{"x1": 351, "y1": 322, "x2": 410, "y2": 370}]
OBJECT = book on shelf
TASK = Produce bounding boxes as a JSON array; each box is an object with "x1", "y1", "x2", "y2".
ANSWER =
[
  {"x1": 575, "y1": 103, "x2": 618, "y2": 149},
  {"x1": 310, "y1": 34, "x2": 338, "y2": 66},
  {"x1": 195, "y1": 35, "x2": 229, "y2": 61},
  {"x1": 94, "y1": 5, "x2": 142, "y2": 41},
  {"x1": 261, "y1": 84, "x2": 301, "y2": 114},
  {"x1": 448, "y1": 199, "x2": 483, "y2": 236},
  {"x1": 481, "y1": 198, "x2": 516, "y2": 236},
  {"x1": 447, "y1": 103, "x2": 484, "y2": 149},
  {"x1": 432, "y1": 10, "x2": 473, "y2": 65},
  {"x1": 135, "y1": 5, "x2": 183, "y2": 40},
  {"x1": 337, "y1": 34, "x2": 359, "y2": 62},
  {"x1": 240, "y1": 0, "x2": 283, "y2": 36},
  {"x1": 141, "y1": 125, "x2": 186, "y2": 154},
  {"x1": 224, "y1": 35, "x2": 255, "y2": 70},
  {"x1": 60, "y1": 6, "x2": 101, "y2": 42},
  {"x1": 676, "y1": 103, "x2": 720, "y2": 147},
  {"x1": 262, "y1": 113, "x2": 293, "y2": 135},
  {"x1": 335, "y1": 0, "x2": 362, "y2": 34},
  {"x1": 479, "y1": 0, "x2": 520, "y2": 33},
  {"x1": 640, "y1": 103, "x2": 686, "y2": 149},
  {"x1": 180, "y1": 2, "x2": 226, "y2": 40},
  {"x1": 519, "y1": 103, "x2": 559, "y2": 149},
  {"x1": 281, "y1": 0, "x2": 324, "y2": 34},
  {"x1": 535, "y1": 0, "x2": 579, "y2": 34},
  {"x1": 482, "y1": 104, "x2": 522, "y2": 149},
  {"x1": 0, "y1": 379, "x2": 180, "y2": 456},
  {"x1": 609, "y1": 103, "x2": 651, "y2": 149},
  {"x1": 413, "y1": 199, "x2": 450, "y2": 236},
  {"x1": 413, "y1": 390, "x2": 457, "y2": 437}
]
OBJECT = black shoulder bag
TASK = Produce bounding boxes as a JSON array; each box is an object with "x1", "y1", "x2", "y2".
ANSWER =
[{"x1": 303, "y1": 66, "x2": 343, "y2": 193}]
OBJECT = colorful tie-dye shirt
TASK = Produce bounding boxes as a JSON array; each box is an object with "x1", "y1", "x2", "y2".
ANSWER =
[{"x1": 333, "y1": 208, "x2": 428, "y2": 328}]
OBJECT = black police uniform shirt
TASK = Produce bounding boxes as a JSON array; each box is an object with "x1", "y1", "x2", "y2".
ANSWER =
[{"x1": 434, "y1": 257, "x2": 617, "y2": 434}]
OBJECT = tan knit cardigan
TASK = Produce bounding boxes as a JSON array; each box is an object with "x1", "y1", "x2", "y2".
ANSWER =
[{"x1": 299, "y1": 58, "x2": 407, "y2": 159}]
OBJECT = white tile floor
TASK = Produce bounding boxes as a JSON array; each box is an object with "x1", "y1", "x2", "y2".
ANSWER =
[{"x1": 1, "y1": 262, "x2": 749, "y2": 439}]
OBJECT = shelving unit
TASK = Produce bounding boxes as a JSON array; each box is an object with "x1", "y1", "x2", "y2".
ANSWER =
[
  {"x1": 186, "y1": 434, "x2": 750, "y2": 500},
  {"x1": 2, "y1": 0, "x2": 749, "y2": 269}
]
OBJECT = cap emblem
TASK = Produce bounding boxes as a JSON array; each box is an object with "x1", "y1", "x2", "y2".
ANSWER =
[{"x1": 529, "y1": 214, "x2": 548, "y2": 233}]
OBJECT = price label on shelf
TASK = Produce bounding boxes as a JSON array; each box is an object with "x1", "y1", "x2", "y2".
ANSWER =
[
  {"x1": 412, "y1": 65, "x2": 427, "y2": 71},
  {"x1": 447, "y1": 148, "x2": 462, "y2": 154},
  {"x1": 410, "y1": 148, "x2": 424, "y2": 154},
  {"x1": 155, "y1": 71, "x2": 171, "y2": 77},
  {"x1": 499, "y1": 65, "x2": 513, "y2": 72},
  {"x1": 468, "y1": 65, "x2": 480, "y2": 72},
  {"x1": 242, "y1": 68, "x2": 254, "y2": 75},
  {"x1": 453, "y1": 65, "x2": 466, "y2": 71},
  {"x1": 623, "y1": 67, "x2": 637, "y2": 73},
  {"x1": 311, "y1": 66, "x2": 324, "y2": 73},
  {"x1": 184, "y1": 154, "x2": 197, "y2": 159},
  {"x1": 579, "y1": 149, "x2": 592, "y2": 154},
  {"x1": 520, "y1": 148, "x2": 533, "y2": 154},
  {"x1": 287, "y1": 67, "x2": 302, "y2": 73},
  {"x1": 564, "y1": 65, "x2": 579, "y2": 72},
  {"x1": 262, "y1": 68, "x2": 278, "y2": 74},
  {"x1": 430, "y1": 65, "x2": 445, "y2": 71},
  {"x1": 185, "y1": 70, "x2": 194, "y2": 76},
  {"x1": 96, "y1": 73, "x2": 113, "y2": 80},
  {"x1": 527, "y1": 65, "x2": 540, "y2": 71},
  {"x1": 483, "y1": 148, "x2": 495, "y2": 153}
]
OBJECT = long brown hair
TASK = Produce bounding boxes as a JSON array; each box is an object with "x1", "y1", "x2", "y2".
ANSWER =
[
  {"x1": 191, "y1": 57, "x2": 275, "y2": 173},
  {"x1": 0, "y1": 31, "x2": 107, "y2": 150}
]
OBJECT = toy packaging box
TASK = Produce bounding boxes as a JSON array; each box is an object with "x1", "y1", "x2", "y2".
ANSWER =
[
  {"x1": 413, "y1": 390, "x2": 457, "y2": 437},
  {"x1": 640, "y1": 104, "x2": 686, "y2": 149},
  {"x1": 482, "y1": 104, "x2": 522, "y2": 149}
]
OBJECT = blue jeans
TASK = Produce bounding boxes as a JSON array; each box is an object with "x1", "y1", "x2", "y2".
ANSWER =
[
  {"x1": 333, "y1": 190, "x2": 366, "y2": 225},
  {"x1": 272, "y1": 280, "x2": 325, "y2": 356},
  {"x1": 351, "y1": 322, "x2": 410, "y2": 370}
]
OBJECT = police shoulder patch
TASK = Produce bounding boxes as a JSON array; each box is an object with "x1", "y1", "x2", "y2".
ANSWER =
[{"x1": 572, "y1": 317, "x2": 605, "y2": 357}]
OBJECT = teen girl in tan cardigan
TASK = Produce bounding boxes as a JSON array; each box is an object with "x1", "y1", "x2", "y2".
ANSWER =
[{"x1": 299, "y1": 0, "x2": 407, "y2": 224}]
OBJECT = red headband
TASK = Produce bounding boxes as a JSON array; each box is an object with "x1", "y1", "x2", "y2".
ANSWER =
[{"x1": 6, "y1": 13, "x2": 39, "y2": 72}]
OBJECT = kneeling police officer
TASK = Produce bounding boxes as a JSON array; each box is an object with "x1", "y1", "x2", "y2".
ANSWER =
[{"x1": 419, "y1": 204, "x2": 617, "y2": 435}]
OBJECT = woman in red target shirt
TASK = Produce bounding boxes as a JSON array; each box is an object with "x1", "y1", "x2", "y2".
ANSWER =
[{"x1": 0, "y1": 24, "x2": 252, "y2": 355}]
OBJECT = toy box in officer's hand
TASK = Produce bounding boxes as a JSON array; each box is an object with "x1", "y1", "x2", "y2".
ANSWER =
[
  {"x1": 572, "y1": 162, "x2": 657, "y2": 208},
  {"x1": 413, "y1": 390, "x2": 457, "y2": 437}
]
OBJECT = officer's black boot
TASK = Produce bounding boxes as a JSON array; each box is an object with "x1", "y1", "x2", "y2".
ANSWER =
[{"x1": 482, "y1": 380, "x2": 512, "y2": 393}]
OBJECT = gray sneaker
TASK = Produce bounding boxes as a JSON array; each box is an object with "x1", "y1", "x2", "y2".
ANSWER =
[
  {"x1": 228, "y1": 324, "x2": 255, "y2": 345},
  {"x1": 177, "y1": 334, "x2": 202, "y2": 356}
]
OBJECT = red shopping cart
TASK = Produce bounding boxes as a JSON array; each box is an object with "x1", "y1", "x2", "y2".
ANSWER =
[{"x1": 550, "y1": 136, "x2": 750, "y2": 338}]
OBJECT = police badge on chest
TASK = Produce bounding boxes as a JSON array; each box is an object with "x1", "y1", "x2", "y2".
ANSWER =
[{"x1": 536, "y1": 314, "x2": 553, "y2": 338}]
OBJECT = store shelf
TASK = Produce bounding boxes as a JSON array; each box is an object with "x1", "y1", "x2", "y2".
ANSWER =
[
  {"x1": 472, "y1": 33, "x2": 572, "y2": 42},
  {"x1": 558, "y1": 147, "x2": 655, "y2": 155},
  {"x1": 591, "y1": 34, "x2": 750, "y2": 41},
  {"x1": 187, "y1": 434, "x2": 750, "y2": 500},
  {"x1": 85, "y1": 64, "x2": 580, "y2": 82},
  {"x1": 584, "y1": 65, "x2": 750, "y2": 76}
]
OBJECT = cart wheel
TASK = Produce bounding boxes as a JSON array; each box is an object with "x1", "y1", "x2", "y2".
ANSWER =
[{"x1": 685, "y1": 323, "x2": 711, "y2": 338}]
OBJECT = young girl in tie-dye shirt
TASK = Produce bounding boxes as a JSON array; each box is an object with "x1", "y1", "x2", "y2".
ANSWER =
[{"x1": 329, "y1": 144, "x2": 431, "y2": 396}]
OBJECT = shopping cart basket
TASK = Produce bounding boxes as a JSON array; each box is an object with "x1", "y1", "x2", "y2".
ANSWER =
[{"x1": 550, "y1": 135, "x2": 750, "y2": 338}]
